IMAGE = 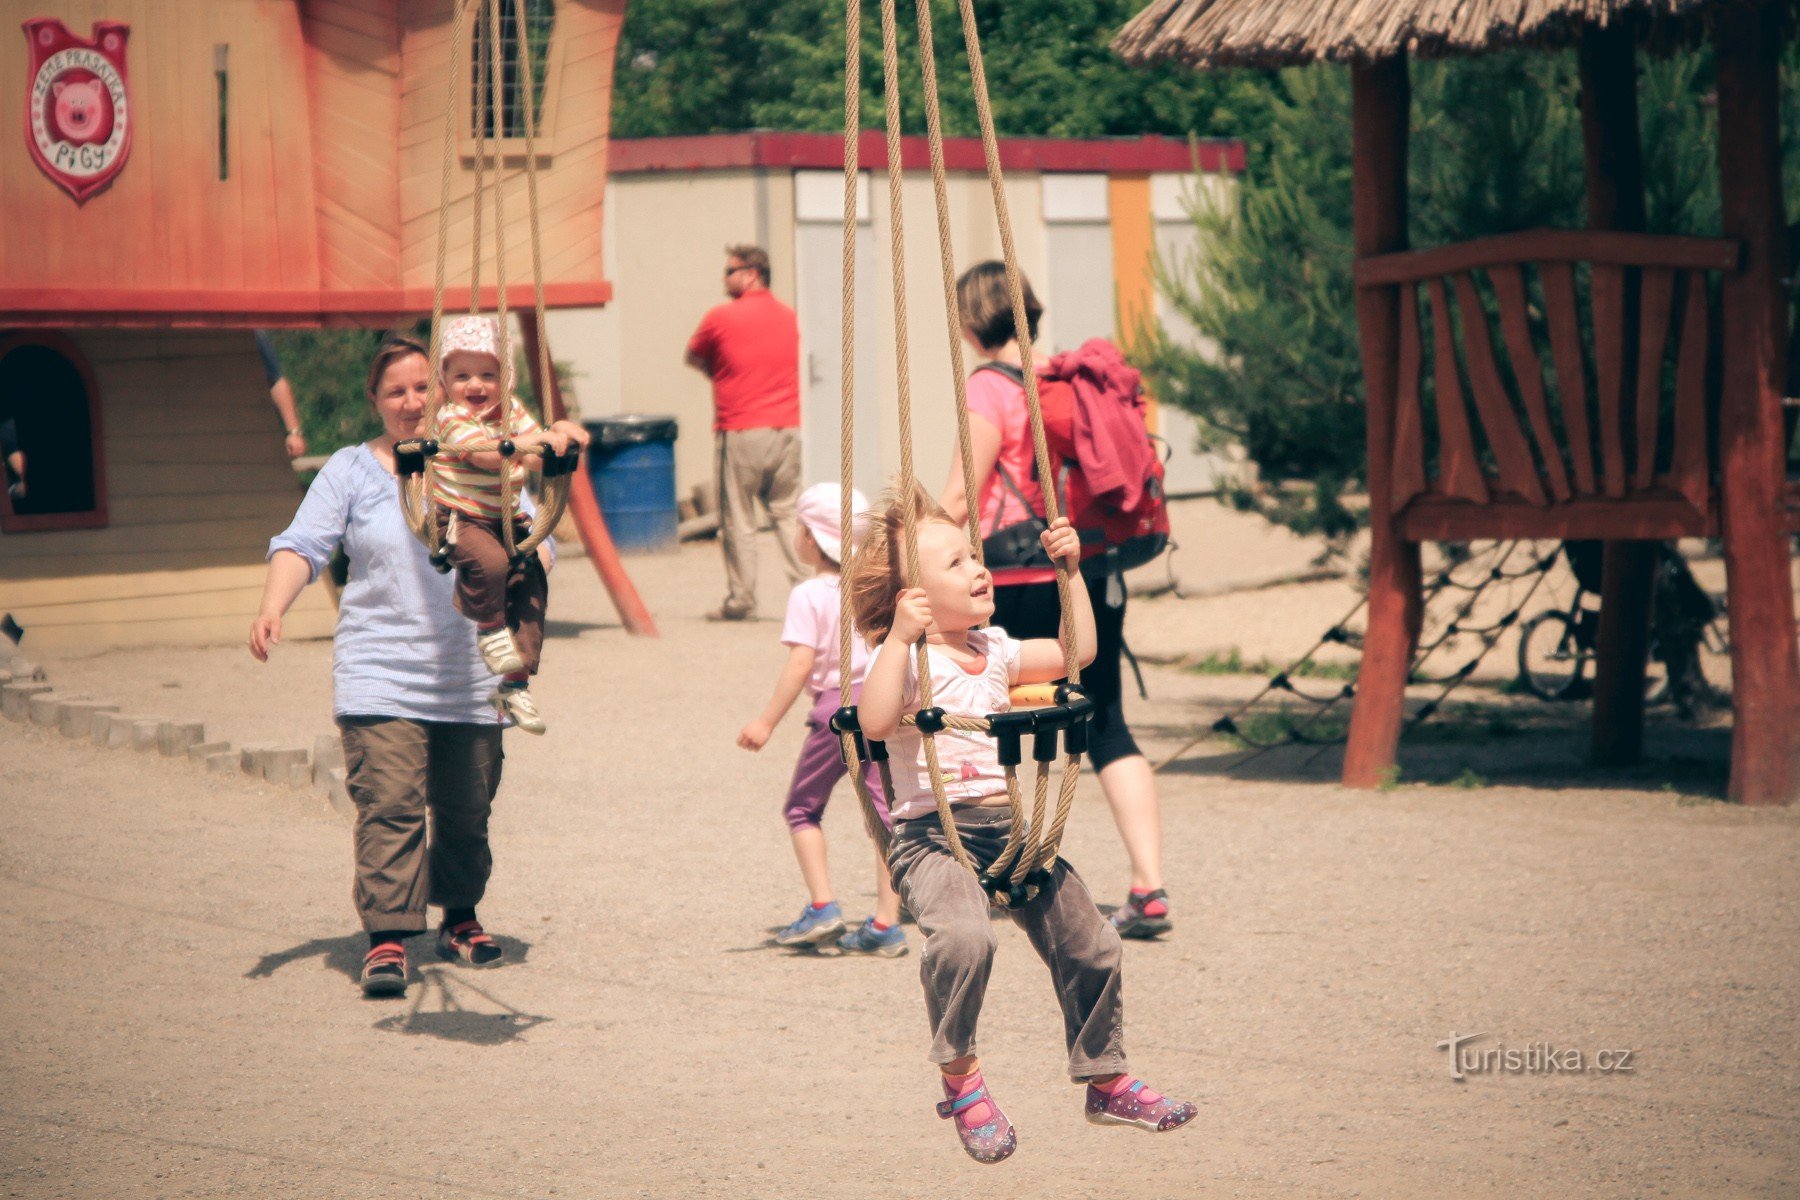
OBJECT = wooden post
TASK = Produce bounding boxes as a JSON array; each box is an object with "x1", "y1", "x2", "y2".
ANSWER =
[
  {"x1": 519, "y1": 313, "x2": 660, "y2": 638},
  {"x1": 1343, "y1": 55, "x2": 1421, "y2": 788},
  {"x1": 1578, "y1": 20, "x2": 1657, "y2": 766},
  {"x1": 1714, "y1": 6, "x2": 1800, "y2": 803}
]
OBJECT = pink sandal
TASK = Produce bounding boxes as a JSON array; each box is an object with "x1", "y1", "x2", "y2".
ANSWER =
[
  {"x1": 1084, "y1": 1077, "x2": 1197, "y2": 1133},
  {"x1": 937, "y1": 1073, "x2": 1016, "y2": 1164}
]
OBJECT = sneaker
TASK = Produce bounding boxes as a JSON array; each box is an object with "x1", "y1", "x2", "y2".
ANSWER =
[
  {"x1": 774, "y1": 901, "x2": 845, "y2": 947},
  {"x1": 477, "y1": 626, "x2": 525, "y2": 675},
  {"x1": 1084, "y1": 1077, "x2": 1196, "y2": 1133},
  {"x1": 937, "y1": 1073, "x2": 1016, "y2": 1164},
  {"x1": 360, "y1": 942, "x2": 408, "y2": 997},
  {"x1": 491, "y1": 683, "x2": 546, "y2": 734},
  {"x1": 705, "y1": 605, "x2": 752, "y2": 622},
  {"x1": 837, "y1": 918, "x2": 908, "y2": 957},
  {"x1": 437, "y1": 919, "x2": 503, "y2": 967},
  {"x1": 1110, "y1": 888, "x2": 1172, "y2": 939}
]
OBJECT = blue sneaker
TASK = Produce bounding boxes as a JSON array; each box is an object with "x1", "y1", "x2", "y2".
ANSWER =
[
  {"x1": 837, "y1": 918, "x2": 908, "y2": 957},
  {"x1": 775, "y1": 901, "x2": 846, "y2": 947}
]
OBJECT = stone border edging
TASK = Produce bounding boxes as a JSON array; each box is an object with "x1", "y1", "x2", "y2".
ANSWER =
[{"x1": 1, "y1": 649, "x2": 352, "y2": 821}]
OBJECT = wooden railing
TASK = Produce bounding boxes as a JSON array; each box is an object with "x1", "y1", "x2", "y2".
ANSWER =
[{"x1": 1355, "y1": 229, "x2": 1741, "y2": 540}]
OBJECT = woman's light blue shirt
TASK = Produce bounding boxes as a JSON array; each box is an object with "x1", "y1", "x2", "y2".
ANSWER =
[{"x1": 269, "y1": 444, "x2": 501, "y2": 725}]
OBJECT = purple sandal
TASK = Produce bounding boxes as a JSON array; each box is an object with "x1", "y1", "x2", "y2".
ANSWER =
[
  {"x1": 937, "y1": 1073, "x2": 1017, "y2": 1164},
  {"x1": 1084, "y1": 1077, "x2": 1197, "y2": 1133}
]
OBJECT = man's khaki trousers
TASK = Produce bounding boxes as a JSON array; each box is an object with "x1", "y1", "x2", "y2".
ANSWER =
[{"x1": 716, "y1": 426, "x2": 804, "y2": 615}]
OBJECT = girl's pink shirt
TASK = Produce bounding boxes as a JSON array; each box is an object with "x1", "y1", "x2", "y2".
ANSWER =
[{"x1": 965, "y1": 366, "x2": 1056, "y2": 586}]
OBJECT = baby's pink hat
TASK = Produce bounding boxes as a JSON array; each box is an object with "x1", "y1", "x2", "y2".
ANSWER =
[{"x1": 439, "y1": 315, "x2": 507, "y2": 386}]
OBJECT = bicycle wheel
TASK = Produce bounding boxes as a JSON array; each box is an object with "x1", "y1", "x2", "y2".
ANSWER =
[{"x1": 1518, "y1": 611, "x2": 1587, "y2": 700}]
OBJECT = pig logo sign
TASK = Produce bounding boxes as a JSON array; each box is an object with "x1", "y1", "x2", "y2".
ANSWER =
[{"x1": 23, "y1": 18, "x2": 133, "y2": 204}]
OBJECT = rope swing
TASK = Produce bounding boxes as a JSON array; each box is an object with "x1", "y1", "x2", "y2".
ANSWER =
[
  {"x1": 829, "y1": 0, "x2": 1093, "y2": 908},
  {"x1": 394, "y1": 0, "x2": 579, "y2": 571}
]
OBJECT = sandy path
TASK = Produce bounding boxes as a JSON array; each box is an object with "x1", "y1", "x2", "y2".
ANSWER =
[{"x1": 3, "y1": 512, "x2": 1796, "y2": 1198}]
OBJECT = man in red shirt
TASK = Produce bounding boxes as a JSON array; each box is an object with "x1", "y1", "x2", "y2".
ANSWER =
[{"x1": 686, "y1": 245, "x2": 804, "y2": 619}]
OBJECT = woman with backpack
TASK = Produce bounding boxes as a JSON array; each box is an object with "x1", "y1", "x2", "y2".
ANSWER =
[{"x1": 938, "y1": 261, "x2": 1174, "y2": 940}]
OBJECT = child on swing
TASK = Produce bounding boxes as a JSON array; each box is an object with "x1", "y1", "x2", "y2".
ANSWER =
[
  {"x1": 853, "y1": 486, "x2": 1196, "y2": 1164},
  {"x1": 432, "y1": 314, "x2": 589, "y2": 734},
  {"x1": 737, "y1": 483, "x2": 905, "y2": 956}
]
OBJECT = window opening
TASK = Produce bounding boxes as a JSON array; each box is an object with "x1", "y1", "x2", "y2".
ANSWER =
[{"x1": 470, "y1": 0, "x2": 554, "y2": 140}]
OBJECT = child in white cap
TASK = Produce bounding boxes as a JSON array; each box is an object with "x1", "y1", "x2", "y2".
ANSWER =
[
  {"x1": 432, "y1": 314, "x2": 590, "y2": 733},
  {"x1": 737, "y1": 482, "x2": 905, "y2": 956}
]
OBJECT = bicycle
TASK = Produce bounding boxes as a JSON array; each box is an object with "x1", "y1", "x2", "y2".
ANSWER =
[{"x1": 1515, "y1": 548, "x2": 1725, "y2": 705}]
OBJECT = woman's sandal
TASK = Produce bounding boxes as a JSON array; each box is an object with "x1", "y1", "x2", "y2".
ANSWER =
[
  {"x1": 1084, "y1": 1077, "x2": 1197, "y2": 1133},
  {"x1": 937, "y1": 1074, "x2": 1017, "y2": 1164},
  {"x1": 360, "y1": 942, "x2": 408, "y2": 997},
  {"x1": 436, "y1": 919, "x2": 503, "y2": 967}
]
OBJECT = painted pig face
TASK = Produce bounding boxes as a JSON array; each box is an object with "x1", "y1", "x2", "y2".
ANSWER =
[{"x1": 53, "y1": 80, "x2": 106, "y2": 144}]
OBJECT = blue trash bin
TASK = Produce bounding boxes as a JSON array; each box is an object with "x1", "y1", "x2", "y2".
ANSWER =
[{"x1": 584, "y1": 414, "x2": 679, "y2": 552}]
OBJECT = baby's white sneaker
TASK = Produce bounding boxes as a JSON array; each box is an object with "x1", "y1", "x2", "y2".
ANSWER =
[
  {"x1": 477, "y1": 626, "x2": 525, "y2": 675},
  {"x1": 492, "y1": 683, "x2": 546, "y2": 734}
]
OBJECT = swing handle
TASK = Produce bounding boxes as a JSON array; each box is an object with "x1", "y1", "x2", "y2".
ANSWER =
[
  {"x1": 394, "y1": 438, "x2": 439, "y2": 477},
  {"x1": 540, "y1": 447, "x2": 582, "y2": 478}
]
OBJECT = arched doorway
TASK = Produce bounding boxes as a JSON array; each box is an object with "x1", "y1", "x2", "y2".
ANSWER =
[{"x1": 0, "y1": 331, "x2": 108, "y2": 533}]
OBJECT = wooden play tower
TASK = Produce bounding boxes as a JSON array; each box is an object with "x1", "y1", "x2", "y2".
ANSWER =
[{"x1": 1118, "y1": 0, "x2": 1800, "y2": 803}]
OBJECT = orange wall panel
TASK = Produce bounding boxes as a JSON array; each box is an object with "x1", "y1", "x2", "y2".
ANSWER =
[
  {"x1": 2, "y1": 0, "x2": 616, "y2": 325},
  {"x1": 1, "y1": 0, "x2": 322, "y2": 296}
]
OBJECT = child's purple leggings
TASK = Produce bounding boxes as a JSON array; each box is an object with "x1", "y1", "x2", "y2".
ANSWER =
[{"x1": 785, "y1": 688, "x2": 891, "y2": 832}]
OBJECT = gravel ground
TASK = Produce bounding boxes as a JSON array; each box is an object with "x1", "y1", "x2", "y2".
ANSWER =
[{"x1": 3, "y1": 502, "x2": 1796, "y2": 1198}]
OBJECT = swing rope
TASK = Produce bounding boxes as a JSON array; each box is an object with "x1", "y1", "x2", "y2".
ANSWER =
[
  {"x1": 401, "y1": 0, "x2": 574, "y2": 567},
  {"x1": 875, "y1": 0, "x2": 975, "y2": 874},
  {"x1": 836, "y1": 0, "x2": 895, "y2": 860},
  {"x1": 831, "y1": 0, "x2": 1087, "y2": 899}
]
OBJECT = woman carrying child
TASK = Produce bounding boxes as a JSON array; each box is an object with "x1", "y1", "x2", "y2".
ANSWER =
[
  {"x1": 250, "y1": 336, "x2": 547, "y2": 997},
  {"x1": 738, "y1": 483, "x2": 905, "y2": 956},
  {"x1": 853, "y1": 488, "x2": 1195, "y2": 1164}
]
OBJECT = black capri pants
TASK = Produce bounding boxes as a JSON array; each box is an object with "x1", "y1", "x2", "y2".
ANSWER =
[{"x1": 991, "y1": 568, "x2": 1141, "y2": 770}]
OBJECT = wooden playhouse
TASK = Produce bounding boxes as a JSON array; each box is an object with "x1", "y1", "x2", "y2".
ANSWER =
[{"x1": 0, "y1": 0, "x2": 620, "y2": 652}]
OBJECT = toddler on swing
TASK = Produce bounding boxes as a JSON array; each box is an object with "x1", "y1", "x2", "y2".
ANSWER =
[
  {"x1": 432, "y1": 314, "x2": 589, "y2": 733},
  {"x1": 853, "y1": 486, "x2": 1196, "y2": 1164}
]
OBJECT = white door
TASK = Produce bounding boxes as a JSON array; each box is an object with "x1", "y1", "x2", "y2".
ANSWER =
[{"x1": 794, "y1": 170, "x2": 883, "y2": 495}]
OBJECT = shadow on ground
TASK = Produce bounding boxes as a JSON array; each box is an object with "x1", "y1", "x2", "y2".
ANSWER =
[
  {"x1": 244, "y1": 933, "x2": 534, "y2": 984},
  {"x1": 1145, "y1": 683, "x2": 1734, "y2": 798},
  {"x1": 369, "y1": 967, "x2": 551, "y2": 1043}
]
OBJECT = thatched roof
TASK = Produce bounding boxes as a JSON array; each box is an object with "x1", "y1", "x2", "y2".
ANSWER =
[{"x1": 1113, "y1": 0, "x2": 1747, "y2": 69}]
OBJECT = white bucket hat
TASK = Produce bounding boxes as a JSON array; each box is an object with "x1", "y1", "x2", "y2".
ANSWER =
[{"x1": 795, "y1": 482, "x2": 870, "y2": 565}]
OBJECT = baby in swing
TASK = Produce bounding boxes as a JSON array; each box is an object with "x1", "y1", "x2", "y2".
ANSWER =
[
  {"x1": 853, "y1": 486, "x2": 1196, "y2": 1164},
  {"x1": 432, "y1": 314, "x2": 589, "y2": 733}
]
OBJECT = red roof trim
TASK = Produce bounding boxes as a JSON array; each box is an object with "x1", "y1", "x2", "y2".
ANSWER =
[
  {"x1": 610, "y1": 132, "x2": 1244, "y2": 176},
  {"x1": 0, "y1": 282, "x2": 613, "y2": 328}
]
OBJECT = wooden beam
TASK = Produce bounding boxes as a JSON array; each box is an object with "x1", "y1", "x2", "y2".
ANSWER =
[
  {"x1": 1354, "y1": 228, "x2": 1738, "y2": 286},
  {"x1": 1579, "y1": 19, "x2": 1656, "y2": 768},
  {"x1": 1714, "y1": 4, "x2": 1800, "y2": 803},
  {"x1": 1343, "y1": 55, "x2": 1420, "y2": 789}
]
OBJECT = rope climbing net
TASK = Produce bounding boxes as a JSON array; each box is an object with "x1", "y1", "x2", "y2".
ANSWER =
[{"x1": 1158, "y1": 540, "x2": 1562, "y2": 776}]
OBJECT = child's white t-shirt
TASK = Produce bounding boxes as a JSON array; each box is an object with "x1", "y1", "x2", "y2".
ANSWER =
[
  {"x1": 781, "y1": 575, "x2": 870, "y2": 697},
  {"x1": 864, "y1": 624, "x2": 1024, "y2": 821}
]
